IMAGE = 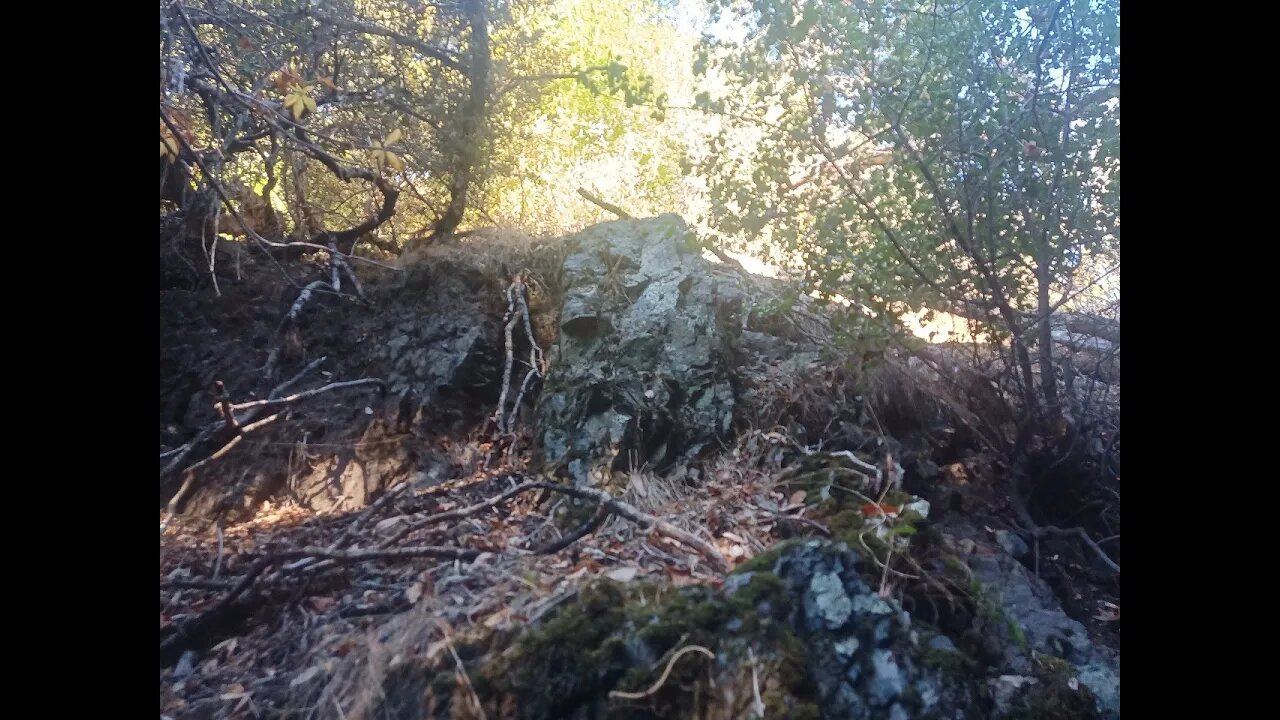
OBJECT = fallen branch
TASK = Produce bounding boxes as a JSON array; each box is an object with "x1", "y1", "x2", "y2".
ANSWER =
[
  {"x1": 1024, "y1": 523, "x2": 1121, "y2": 575},
  {"x1": 383, "y1": 477, "x2": 731, "y2": 571},
  {"x1": 531, "y1": 482, "x2": 732, "y2": 573},
  {"x1": 533, "y1": 502, "x2": 609, "y2": 555},
  {"x1": 160, "y1": 543, "x2": 479, "y2": 660},
  {"x1": 164, "y1": 411, "x2": 285, "y2": 518},
  {"x1": 229, "y1": 377, "x2": 385, "y2": 412},
  {"x1": 577, "y1": 187, "x2": 632, "y2": 219},
  {"x1": 380, "y1": 479, "x2": 540, "y2": 547},
  {"x1": 160, "y1": 361, "x2": 326, "y2": 491},
  {"x1": 263, "y1": 280, "x2": 328, "y2": 380},
  {"x1": 1008, "y1": 475, "x2": 1120, "y2": 575}
]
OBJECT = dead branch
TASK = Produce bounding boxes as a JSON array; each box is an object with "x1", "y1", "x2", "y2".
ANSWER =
[
  {"x1": 490, "y1": 276, "x2": 545, "y2": 466},
  {"x1": 1008, "y1": 475, "x2": 1120, "y2": 575},
  {"x1": 310, "y1": 12, "x2": 467, "y2": 73},
  {"x1": 533, "y1": 502, "x2": 609, "y2": 555},
  {"x1": 531, "y1": 482, "x2": 732, "y2": 573},
  {"x1": 379, "y1": 480, "x2": 542, "y2": 547},
  {"x1": 214, "y1": 380, "x2": 239, "y2": 431},
  {"x1": 165, "y1": 411, "x2": 286, "y2": 518},
  {"x1": 381, "y1": 477, "x2": 730, "y2": 571},
  {"x1": 262, "y1": 280, "x2": 329, "y2": 381},
  {"x1": 160, "y1": 543, "x2": 479, "y2": 660},
  {"x1": 576, "y1": 187, "x2": 632, "y2": 219},
  {"x1": 229, "y1": 378, "x2": 385, "y2": 412}
]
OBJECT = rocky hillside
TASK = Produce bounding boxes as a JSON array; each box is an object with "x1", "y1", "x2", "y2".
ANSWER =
[{"x1": 160, "y1": 216, "x2": 1119, "y2": 720}]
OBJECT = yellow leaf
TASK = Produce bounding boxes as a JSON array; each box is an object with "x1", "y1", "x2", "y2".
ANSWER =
[
  {"x1": 318, "y1": 76, "x2": 337, "y2": 90},
  {"x1": 161, "y1": 141, "x2": 169, "y2": 159},
  {"x1": 284, "y1": 86, "x2": 315, "y2": 120},
  {"x1": 384, "y1": 128, "x2": 402, "y2": 146},
  {"x1": 386, "y1": 152, "x2": 404, "y2": 172}
]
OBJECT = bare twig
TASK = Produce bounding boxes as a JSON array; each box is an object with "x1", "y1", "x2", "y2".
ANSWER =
[
  {"x1": 379, "y1": 480, "x2": 540, "y2": 547},
  {"x1": 609, "y1": 645, "x2": 715, "y2": 700},
  {"x1": 229, "y1": 378, "x2": 384, "y2": 412},
  {"x1": 435, "y1": 619, "x2": 488, "y2": 719},
  {"x1": 164, "y1": 411, "x2": 285, "y2": 517},
  {"x1": 160, "y1": 543, "x2": 479, "y2": 658},
  {"x1": 531, "y1": 482, "x2": 732, "y2": 573}
]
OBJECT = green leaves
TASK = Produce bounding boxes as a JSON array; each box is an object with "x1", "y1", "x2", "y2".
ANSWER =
[{"x1": 695, "y1": 0, "x2": 1119, "y2": 340}]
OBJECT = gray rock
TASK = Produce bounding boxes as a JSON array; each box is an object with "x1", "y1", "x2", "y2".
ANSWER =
[
  {"x1": 994, "y1": 529, "x2": 1030, "y2": 558},
  {"x1": 953, "y1": 520, "x2": 1120, "y2": 719},
  {"x1": 806, "y1": 571, "x2": 854, "y2": 629},
  {"x1": 534, "y1": 215, "x2": 742, "y2": 484}
]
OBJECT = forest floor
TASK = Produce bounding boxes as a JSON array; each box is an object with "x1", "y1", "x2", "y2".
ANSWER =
[{"x1": 160, "y1": 242, "x2": 1119, "y2": 720}]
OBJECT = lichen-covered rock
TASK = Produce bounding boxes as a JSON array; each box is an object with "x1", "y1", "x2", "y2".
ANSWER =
[
  {"x1": 395, "y1": 539, "x2": 986, "y2": 720},
  {"x1": 955, "y1": 523, "x2": 1119, "y2": 720},
  {"x1": 741, "y1": 539, "x2": 980, "y2": 720},
  {"x1": 534, "y1": 215, "x2": 744, "y2": 485}
]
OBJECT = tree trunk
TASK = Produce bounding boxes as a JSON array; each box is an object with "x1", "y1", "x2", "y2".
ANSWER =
[{"x1": 433, "y1": 0, "x2": 490, "y2": 240}]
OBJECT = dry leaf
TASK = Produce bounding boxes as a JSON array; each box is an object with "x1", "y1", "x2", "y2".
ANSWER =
[
  {"x1": 283, "y1": 85, "x2": 316, "y2": 120},
  {"x1": 788, "y1": 490, "x2": 807, "y2": 506},
  {"x1": 406, "y1": 582, "x2": 424, "y2": 605},
  {"x1": 307, "y1": 596, "x2": 338, "y2": 613},
  {"x1": 290, "y1": 666, "x2": 323, "y2": 688},
  {"x1": 604, "y1": 566, "x2": 638, "y2": 583},
  {"x1": 375, "y1": 515, "x2": 411, "y2": 536}
]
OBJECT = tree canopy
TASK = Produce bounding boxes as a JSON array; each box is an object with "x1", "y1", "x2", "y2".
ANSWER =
[{"x1": 161, "y1": 0, "x2": 1119, "y2": 439}]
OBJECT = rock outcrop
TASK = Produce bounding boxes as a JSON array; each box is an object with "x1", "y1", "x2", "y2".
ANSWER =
[{"x1": 535, "y1": 215, "x2": 746, "y2": 485}]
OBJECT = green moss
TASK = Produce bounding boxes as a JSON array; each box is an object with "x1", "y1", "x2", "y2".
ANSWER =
[
  {"x1": 1004, "y1": 655, "x2": 1101, "y2": 720},
  {"x1": 774, "y1": 629, "x2": 809, "y2": 688},
  {"x1": 920, "y1": 645, "x2": 973, "y2": 676},
  {"x1": 478, "y1": 579, "x2": 633, "y2": 717},
  {"x1": 970, "y1": 580, "x2": 1029, "y2": 653},
  {"x1": 464, "y1": 549, "x2": 836, "y2": 719},
  {"x1": 1033, "y1": 654, "x2": 1073, "y2": 677},
  {"x1": 737, "y1": 538, "x2": 806, "y2": 574},
  {"x1": 729, "y1": 571, "x2": 786, "y2": 610}
]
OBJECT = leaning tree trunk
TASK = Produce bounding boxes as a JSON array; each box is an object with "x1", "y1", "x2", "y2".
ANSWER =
[{"x1": 433, "y1": 0, "x2": 490, "y2": 240}]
